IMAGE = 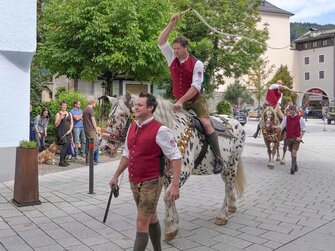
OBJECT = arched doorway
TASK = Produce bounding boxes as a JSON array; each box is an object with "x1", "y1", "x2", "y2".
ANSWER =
[{"x1": 302, "y1": 88, "x2": 329, "y2": 110}]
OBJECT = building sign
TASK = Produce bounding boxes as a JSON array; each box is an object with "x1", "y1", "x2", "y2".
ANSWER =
[
  {"x1": 307, "y1": 88, "x2": 324, "y2": 101},
  {"x1": 308, "y1": 95, "x2": 322, "y2": 101}
]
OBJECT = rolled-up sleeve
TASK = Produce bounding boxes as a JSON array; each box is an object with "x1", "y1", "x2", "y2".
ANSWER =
[
  {"x1": 280, "y1": 116, "x2": 287, "y2": 130},
  {"x1": 156, "y1": 126, "x2": 182, "y2": 160},
  {"x1": 121, "y1": 128, "x2": 131, "y2": 159},
  {"x1": 300, "y1": 117, "x2": 306, "y2": 131},
  {"x1": 192, "y1": 61, "x2": 204, "y2": 92},
  {"x1": 158, "y1": 42, "x2": 175, "y2": 67}
]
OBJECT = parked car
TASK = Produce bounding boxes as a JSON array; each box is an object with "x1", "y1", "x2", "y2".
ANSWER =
[
  {"x1": 307, "y1": 110, "x2": 323, "y2": 119},
  {"x1": 248, "y1": 107, "x2": 262, "y2": 119},
  {"x1": 234, "y1": 111, "x2": 247, "y2": 126},
  {"x1": 327, "y1": 106, "x2": 335, "y2": 124}
]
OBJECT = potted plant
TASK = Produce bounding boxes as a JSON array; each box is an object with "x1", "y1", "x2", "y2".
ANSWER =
[{"x1": 12, "y1": 140, "x2": 41, "y2": 207}]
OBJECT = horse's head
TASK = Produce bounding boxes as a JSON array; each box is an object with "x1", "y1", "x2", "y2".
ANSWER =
[
  {"x1": 102, "y1": 92, "x2": 136, "y2": 157},
  {"x1": 262, "y1": 106, "x2": 279, "y2": 129}
]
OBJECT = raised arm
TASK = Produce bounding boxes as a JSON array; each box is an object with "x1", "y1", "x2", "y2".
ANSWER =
[{"x1": 158, "y1": 13, "x2": 180, "y2": 46}]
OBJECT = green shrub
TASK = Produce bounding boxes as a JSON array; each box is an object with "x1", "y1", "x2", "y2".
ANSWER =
[
  {"x1": 216, "y1": 100, "x2": 233, "y2": 115},
  {"x1": 19, "y1": 140, "x2": 37, "y2": 149}
]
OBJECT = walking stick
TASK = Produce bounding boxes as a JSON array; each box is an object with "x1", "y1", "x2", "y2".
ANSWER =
[{"x1": 103, "y1": 185, "x2": 119, "y2": 223}]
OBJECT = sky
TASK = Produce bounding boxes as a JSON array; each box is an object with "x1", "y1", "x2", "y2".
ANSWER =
[{"x1": 269, "y1": 0, "x2": 335, "y2": 25}]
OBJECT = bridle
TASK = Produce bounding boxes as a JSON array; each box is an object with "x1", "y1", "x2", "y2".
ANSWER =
[
  {"x1": 262, "y1": 108, "x2": 281, "y2": 142},
  {"x1": 107, "y1": 104, "x2": 136, "y2": 145}
]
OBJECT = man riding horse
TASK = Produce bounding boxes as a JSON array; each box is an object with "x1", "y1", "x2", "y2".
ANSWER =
[
  {"x1": 253, "y1": 80, "x2": 293, "y2": 138},
  {"x1": 158, "y1": 13, "x2": 224, "y2": 174}
]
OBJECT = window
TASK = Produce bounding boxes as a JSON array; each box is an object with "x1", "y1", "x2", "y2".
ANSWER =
[
  {"x1": 304, "y1": 57, "x2": 309, "y2": 64},
  {"x1": 322, "y1": 40, "x2": 328, "y2": 46},
  {"x1": 319, "y1": 71, "x2": 324, "y2": 79},
  {"x1": 319, "y1": 55, "x2": 324, "y2": 63},
  {"x1": 312, "y1": 41, "x2": 318, "y2": 48},
  {"x1": 303, "y1": 43, "x2": 308, "y2": 49},
  {"x1": 305, "y1": 72, "x2": 310, "y2": 80}
]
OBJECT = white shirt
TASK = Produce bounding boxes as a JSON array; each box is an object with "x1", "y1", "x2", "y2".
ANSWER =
[
  {"x1": 122, "y1": 116, "x2": 182, "y2": 160},
  {"x1": 280, "y1": 115, "x2": 306, "y2": 132},
  {"x1": 159, "y1": 42, "x2": 204, "y2": 92}
]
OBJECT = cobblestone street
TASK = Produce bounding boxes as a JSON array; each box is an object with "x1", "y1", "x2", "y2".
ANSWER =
[{"x1": 1, "y1": 119, "x2": 335, "y2": 250}]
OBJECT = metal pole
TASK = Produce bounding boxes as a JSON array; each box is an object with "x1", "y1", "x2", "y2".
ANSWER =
[{"x1": 89, "y1": 137, "x2": 94, "y2": 194}]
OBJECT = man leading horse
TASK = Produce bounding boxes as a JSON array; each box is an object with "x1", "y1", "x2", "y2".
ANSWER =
[
  {"x1": 253, "y1": 79, "x2": 293, "y2": 138},
  {"x1": 158, "y1": 13, "x2": 224, "y2": 174}
]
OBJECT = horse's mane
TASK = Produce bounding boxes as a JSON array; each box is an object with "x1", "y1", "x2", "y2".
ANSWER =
[
  {"x1": 155, "y1": 98, "x2": 176, "y2": 129},
  {"x1": 262, "y1": 106, "x2": 279, "y2": 126}
]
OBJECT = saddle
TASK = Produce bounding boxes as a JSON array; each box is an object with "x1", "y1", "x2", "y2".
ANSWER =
[
  {"x1": 191, "y1": 115, "x2": 236, "y2": 139},
  {"x1": 189, "y1": 114, "x2": 235, "y2": 168}
]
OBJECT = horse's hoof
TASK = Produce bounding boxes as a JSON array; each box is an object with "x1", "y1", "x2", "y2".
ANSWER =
[
  {"x1": 228, "y1": 205, "x2": 237, "y2": 213},
  {"x1": 164, "y1": 230, "x2": 178, "y2": 242},
  {"x1": 280, "y1": 161, "x2": 285, "y2": 165},
  {"x1": 215, "y1": 217, "x2": 228, "y2": 225},
  {"x1": 267, "y1": 163, "x2": 274, "y2": 169},
  {"x1": 276, "y1": 158, "x2": 281, "y2": 162}
]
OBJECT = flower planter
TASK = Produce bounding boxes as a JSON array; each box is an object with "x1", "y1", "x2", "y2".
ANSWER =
[{"x1": 12, "y1": 147, "x2": 41, "y2": 207}]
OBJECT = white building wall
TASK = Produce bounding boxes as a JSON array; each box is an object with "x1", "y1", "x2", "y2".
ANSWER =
[
  {"x1": 218, "y1": 12, "x2": 293, "y2": 95},
  {"x1": 261, "y1": 13, "x2": 294, "y2": 79},
  {"x1": 0, "y1": 0, "x2": 37, "y2": 181},
  {"x1": 295, "y1": 46, "x2": 334, "y2": 106}
]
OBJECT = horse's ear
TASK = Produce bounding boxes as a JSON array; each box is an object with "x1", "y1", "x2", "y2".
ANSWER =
[{"x1": 125, "y1": 92, "x2": 132, "y2": 103}]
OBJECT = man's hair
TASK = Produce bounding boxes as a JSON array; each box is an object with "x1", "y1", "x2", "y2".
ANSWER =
[
  {"x1": 74, "y1": 100, "x2": 80, "y2": 106},
  {"x1": 138, "y1": 92, "x2": 158, "y2": 113},
  {"x1": 60, "y1": 100, "x2": 67, "y2": 106},
  {"x1": 289, "y1": 104, "x2": 297, "y2": 111},
  {"x1": 172, "y1": 36, "x2": 189, "y2": 48},
  {"x1": 88, "y1": 100, "x2": 96, "y2": 105}
]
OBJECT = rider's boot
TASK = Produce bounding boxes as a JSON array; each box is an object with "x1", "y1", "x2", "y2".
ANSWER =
[
  {"x1": 253, "y1": 124, "x2": 260, "y2": 138},
  {"x1": 207, "y1": 132, "x2": 225, "y2": 174}
]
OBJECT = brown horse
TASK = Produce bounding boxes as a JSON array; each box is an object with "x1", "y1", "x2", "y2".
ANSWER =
[{"x1": 261, "y1": 106, "x2": 287, "y2": 168}]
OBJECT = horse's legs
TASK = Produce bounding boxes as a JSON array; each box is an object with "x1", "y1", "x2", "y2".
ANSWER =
[
  {"x1": 266, "y1": 141, "x2": 274, "y2": 168},
  {"x1": 215, "y1": 166, "x2": 236, "y2": 225},
  {"x1": 275, "y1": 141, "x2": 281, "y2": 162},
  {"x1": 280, "y1": 140, "x2": 287, "y2": 165},
  {"x1": 163, "y1": 175, "x2": 179, "y2": 242}
]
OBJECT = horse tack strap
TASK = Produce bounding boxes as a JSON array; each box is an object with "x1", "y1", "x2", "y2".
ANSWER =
[
  {"x1": 194, "y1": 138, "x2": 209, "y2": 168},
  {"x1": 262, "y1": 127, "x2": 282, "y2": 142}
]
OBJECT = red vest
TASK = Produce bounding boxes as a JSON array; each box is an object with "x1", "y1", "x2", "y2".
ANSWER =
[
  {"x1": 127, "y1": 119, "x2": 162, "y2": 183},
  {"x1": 286, "y1": 115, "x2": 301, "y2": 139},
  {"x1": 170, "y1": 56, "x2": 199, "y2": 101},
  {"x1": 266, "y1": 89, "x2": 282, "y2": 108}
]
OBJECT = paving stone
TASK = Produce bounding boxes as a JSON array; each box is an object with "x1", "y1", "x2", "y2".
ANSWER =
[
  {"x1": 237, "y1": 233, "x2": 268, "y2": 245},
  {"x1": 33, "y1": 244, "x2": 66, "y2": 251},
  {"x1": 18, "y1": 229, "x2": 57, "y2": 248},
  {"x1": 244, "y1": 244, "x2": 272, "y2": 251},
  {"x1": 56, "y1": 237, "x2": 83, "y2": 248}
]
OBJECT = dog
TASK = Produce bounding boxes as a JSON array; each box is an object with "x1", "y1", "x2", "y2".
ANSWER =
[{"x1": 38, "y1": 143, "x2": 58, "y2": 165}]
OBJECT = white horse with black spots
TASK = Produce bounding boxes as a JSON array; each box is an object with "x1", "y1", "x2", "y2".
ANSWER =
[{"x1": 103, "y1": 93, "x2": 246, "y2": 242}]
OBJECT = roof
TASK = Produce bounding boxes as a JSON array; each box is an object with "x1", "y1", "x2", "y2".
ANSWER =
[
  {"x1": 294, "y1": 29, "x2": 335, "y2": 43},
  {"x1": 259, "y1": 1, "x2": 294, "y2": 16}
]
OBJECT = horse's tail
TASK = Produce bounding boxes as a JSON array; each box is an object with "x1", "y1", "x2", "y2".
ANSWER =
[{"x1": 235, "y1": 158, "x2": 246, "y2": 198}]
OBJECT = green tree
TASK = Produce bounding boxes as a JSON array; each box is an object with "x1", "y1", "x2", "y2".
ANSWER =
[
  {"x1": 268, "y1": 65, "x2": 297, "y2": 108},
  {"x1": 171, "y1": 0, "x2": 268, "y2": 94},
  {"x1": 30, "y1": 57, "x2": 50, "y2": 106},
  {"x1": 247, "y1": 58, "x2": 274, "y2": 119},
  {"x1": 224, "y1": 80, "x2": 253, "y2": 106},
  {"x1": 216, "y1": 100, "x2": 233, "y2": 115},
  {"x1": 38, "y1": 0, "x2": 173, "y2": 96}
]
